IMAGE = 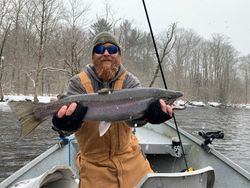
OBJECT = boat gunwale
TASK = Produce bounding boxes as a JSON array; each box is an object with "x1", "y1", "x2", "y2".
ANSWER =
[
  {"x1": 0, "y1": 143, "x2": 63, "y2": 187},
  {"x1": 165, "y1": 122, "x2": 250, "y2": 180}
]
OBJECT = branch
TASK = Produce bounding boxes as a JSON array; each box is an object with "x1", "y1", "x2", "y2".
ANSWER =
[
  {"x1": 149, "y1": 23, "x2": 177, "y2": 87},
  {"x1": 42, "y1": 66, "x2": 71, "y2": 76},
  {"x1": 21, "y1": 69, "x2": 36, "y2": 88}
]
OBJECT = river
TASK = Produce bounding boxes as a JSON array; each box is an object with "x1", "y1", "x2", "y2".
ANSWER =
[{"x1": 0, "y1": 103, "x2": 250, "y2": 182}]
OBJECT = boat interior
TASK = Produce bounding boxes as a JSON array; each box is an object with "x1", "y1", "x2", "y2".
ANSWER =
[{"x1": 1, "y1": 123, "x2": 250, "y2": 188}]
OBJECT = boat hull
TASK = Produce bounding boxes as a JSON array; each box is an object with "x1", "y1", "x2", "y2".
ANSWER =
[{"x1": 1, "y1": 122, "x2": 249, "y2": 188}]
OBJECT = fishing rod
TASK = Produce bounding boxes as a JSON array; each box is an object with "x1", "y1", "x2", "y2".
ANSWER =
[{"x1": 141, "y1": 0, "x2": 189, "y2": 171}]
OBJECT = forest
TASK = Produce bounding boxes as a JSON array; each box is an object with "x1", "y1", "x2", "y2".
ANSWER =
[{"x1": 0, "y1": 0, "x2": 250, "y2": 104}]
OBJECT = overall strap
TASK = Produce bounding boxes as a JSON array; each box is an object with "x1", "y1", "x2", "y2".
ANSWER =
[
  {"x1": 114, "y1": 70, "x2": 128, "y2": 90},
  {"x1": 78, "y1": 71, "x2": 94, "y2": 94},
  {"x1": 78, "y1": 70, "x2": 128, "y2": 93}
]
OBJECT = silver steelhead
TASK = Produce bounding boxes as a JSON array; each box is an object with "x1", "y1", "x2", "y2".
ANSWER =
[{"x1": 8, "y1": 87, "x2": 183, "y2": 138}]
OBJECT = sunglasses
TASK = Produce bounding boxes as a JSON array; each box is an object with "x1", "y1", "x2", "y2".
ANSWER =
[{"x1": 94, "y1": 45, "x2": 119, "y2": 55}]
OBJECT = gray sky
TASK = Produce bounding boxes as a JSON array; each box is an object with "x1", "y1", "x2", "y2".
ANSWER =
[{"x1": 87, "y1": 0, "x2": 250, "y2": 56}]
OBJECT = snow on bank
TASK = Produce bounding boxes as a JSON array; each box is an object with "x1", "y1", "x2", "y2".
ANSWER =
[
  {"x1": 175, "y1": 99, "x2": 250, "y2": 109},
  {"x1": 189, "y1": 101, "x2": 206, "y2": 107},
  {"x1": 208, "y1": 102, "x2": 222, "y2": 107},
  {"x1": 0, "y1": 95, "x2": 51, "y2": 112},
  {"x1": 3, "y1": 95, "x2": 51, "y2": 103}
]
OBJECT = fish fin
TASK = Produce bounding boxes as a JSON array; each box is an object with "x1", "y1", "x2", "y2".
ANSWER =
[
  {"x1": 99, "y1": 121, "x2": 111, "y2": 136},
  {"x1": 8, "y1": 101, "x2": 44, "y2": 138}
]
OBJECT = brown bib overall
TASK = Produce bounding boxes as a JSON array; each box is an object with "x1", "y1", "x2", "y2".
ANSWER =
[{"x1": 75, "y1": 71, "x2": 152, "y2": 188}]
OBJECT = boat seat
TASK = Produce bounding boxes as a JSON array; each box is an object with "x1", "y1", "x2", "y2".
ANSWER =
[
  {"x1": 136, "y1": 166, "x2": 215, "y2": 188},
  {"x1": 10, "y1": 166, "x2": 78, "y2": 188}
]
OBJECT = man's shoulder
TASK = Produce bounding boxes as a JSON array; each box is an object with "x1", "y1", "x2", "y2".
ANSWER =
[
  {"x1": 126, "y1": 71, "x2": 140, "y2": 80},
  {"x1": 67, "y1": 74, "x2": 86, "y2": 95},
  {"x1": 124, "y1": 71, "x2": 141, "y2": 88}
]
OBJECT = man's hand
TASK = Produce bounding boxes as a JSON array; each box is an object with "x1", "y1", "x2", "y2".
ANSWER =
[
  {"x1": 57, "y1": 102, "x2": 78, "y2": 117},
  {"x1": 159, "y1": 99, "x2": 173, "y2": 117},
  {"x1": 143, "y1": 99, "x2": 173, "y2": 124},
  {"x1": 52, "y1": 103, "x2": 88, "y2": 132}
]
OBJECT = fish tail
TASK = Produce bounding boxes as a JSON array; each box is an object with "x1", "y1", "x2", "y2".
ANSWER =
[{"x1": 8, "y1": 101, "x2": 43, "y2": 138}]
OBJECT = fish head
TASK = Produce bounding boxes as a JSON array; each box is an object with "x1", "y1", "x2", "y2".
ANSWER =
[{"x1": 162, "y1": 89, "x2": 183, "y2": 105}]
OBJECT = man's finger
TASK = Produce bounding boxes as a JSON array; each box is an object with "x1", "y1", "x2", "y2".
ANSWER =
[
  {"x1": 159, "y1": 99, "x2": 167, "y2": 113},
  {"x1": 57, "y1": 105, "x2": 68, "y2": 118},
  {"x1": 166, "y1": 105, "x2": 173, "y2": 117},
  {"x1": 159, "y1": 99, "x2": 173, "y2": 116},
  {"x1": 65, "y1": 102, "x2": 77, "y2": 116}
]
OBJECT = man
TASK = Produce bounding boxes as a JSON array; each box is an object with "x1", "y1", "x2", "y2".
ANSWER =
[{"x1": 52, "y1": 32, "x2": 173, "y2": 188}]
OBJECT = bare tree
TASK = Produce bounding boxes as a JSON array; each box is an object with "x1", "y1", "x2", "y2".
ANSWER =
[
  {"x1": 117, "y1": 20, "x2": 151, "y2": 83},
  {"x1": 0, "y1": 0, "x2": 12, "y2": 101},
  {"x1": 238, "y1": 55, "x2": 250, "y2": 104},
  {"x1": 55, "y1": 0, "x2": 90, "y2": 76},
  {"x1": 8, "y1": 0, "x2": 27, "y2": 95},
  {"x1": 21, "y1": 0, "x2": 62, "y2": 102},
  {"x1": 0, "y1": 1, "x2": 247, "y2": 105},
  {"x1": 149, "y1": 23, "x2": 177, "y2": 87},
  {"x1": 168, "y1": 28, "x2": 196, "y2": 92},
  {"x1": 207, "y1": 34, "x2": 237, "y2": 103}
]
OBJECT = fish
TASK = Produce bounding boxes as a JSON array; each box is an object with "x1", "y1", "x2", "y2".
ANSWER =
[{"x1": 8, "y1": 87, "x2": 183, "y2": 138}]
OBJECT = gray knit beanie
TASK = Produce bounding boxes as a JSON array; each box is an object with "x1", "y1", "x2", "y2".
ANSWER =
[{"x1": 92, "y1": 32, "x2": 121, "y2": 49}]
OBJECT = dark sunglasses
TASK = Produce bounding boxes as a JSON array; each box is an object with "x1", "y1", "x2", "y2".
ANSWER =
[{"x1": 94, "y1": 45, "x2": 119, "y2": 55}]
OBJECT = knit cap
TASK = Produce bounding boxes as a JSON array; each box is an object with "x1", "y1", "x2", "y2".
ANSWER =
[{"x1": 93, "y1": 32, "x2": 121, "y2": 49}]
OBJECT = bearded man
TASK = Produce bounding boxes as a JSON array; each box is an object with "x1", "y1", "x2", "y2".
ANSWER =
[{"x1": 52, "y1": 32, "x2": 173, "y2": 188}]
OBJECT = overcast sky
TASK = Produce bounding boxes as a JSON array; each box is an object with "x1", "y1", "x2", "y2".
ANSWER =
[{"x1": 86, "y1": 0, "x2": 250, "y2": 56}]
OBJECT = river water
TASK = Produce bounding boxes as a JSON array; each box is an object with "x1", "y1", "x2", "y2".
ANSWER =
[{"x1": 0, "y1": 103, "x2": 250, "y2": 182}]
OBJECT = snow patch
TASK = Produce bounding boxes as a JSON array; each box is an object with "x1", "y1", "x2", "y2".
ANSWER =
[
  {"x1": 0, "y1": 95, "x2": 51, "y2": 112},
  {"x1": 3, "y1": 95, "x2": 51, "y2": 103},
  {"x1": 208, "y1": 102, "x2": 221, "y2": 107},
  {"x1": 188, "y1": 101, "x2": 205, "y2": 107}
]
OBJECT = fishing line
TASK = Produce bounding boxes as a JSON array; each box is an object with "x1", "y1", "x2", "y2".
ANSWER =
[{"x1": 141, "y1": 0, "x2": 189, "y2": 171}]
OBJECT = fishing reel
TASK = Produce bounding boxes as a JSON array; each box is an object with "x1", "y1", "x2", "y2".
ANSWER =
[
  {"x1": 198, "y1": 131, "x2": 224, "y2": 148},
  {"x1": 170, "y1": 137, "x2": 182, "y2": 157}
]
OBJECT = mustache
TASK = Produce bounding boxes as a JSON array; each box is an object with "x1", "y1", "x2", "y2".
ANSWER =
[{"x1": 100, "y1": 57, "x2": 112, "y2": 61}]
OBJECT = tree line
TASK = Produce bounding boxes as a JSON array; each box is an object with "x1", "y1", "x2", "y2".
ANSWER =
[{"x1": 0, "y1": 0, "x2": 249, "y2": 104}]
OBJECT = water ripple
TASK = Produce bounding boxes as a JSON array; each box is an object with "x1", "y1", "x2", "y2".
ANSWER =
[{"x1": 175, "y1": 107, "x2": 250, "y2": 172}]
